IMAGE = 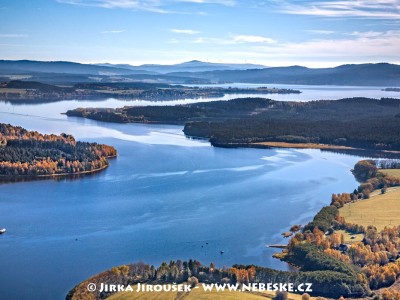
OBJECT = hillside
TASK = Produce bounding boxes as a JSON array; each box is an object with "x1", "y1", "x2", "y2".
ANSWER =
[
  {"x1": 1, "y1": 80, "x2": 73, "y2": 93},
  {"x1": 0, "y1": 60, "x2": 150, "y2": 76},
  {"x1": 98, "y1": 60, "x2": 267, "y2": 74},
  {"x1": 169, "y1": 63, "x2": 400, "y2": 86}
]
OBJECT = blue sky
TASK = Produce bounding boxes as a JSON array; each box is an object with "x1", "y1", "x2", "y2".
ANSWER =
[{"x1": 1, "y1": 0, "x2": 399, "y2": 67}]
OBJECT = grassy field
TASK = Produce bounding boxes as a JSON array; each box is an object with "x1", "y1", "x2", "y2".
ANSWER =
[
  {"x1": 380, "y1": 169, "x2": 400, "y2": 179},
  {"x1": 335, "y1": 230, "x2": 364, "y2": 244},
  {"x1": 253, "y1": 141, "x2": 354, "y2": 150},
  {"x1": 340, "y1": 187, "x2": 400, "y2": 231},
  {"x1": 108, "y1": 285, "x2": 315, "y2": 300}
]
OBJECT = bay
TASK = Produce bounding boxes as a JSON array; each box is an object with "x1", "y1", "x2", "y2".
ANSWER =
[{"x1": 0, "y1": 85, "x2": 386, "y2": 299}]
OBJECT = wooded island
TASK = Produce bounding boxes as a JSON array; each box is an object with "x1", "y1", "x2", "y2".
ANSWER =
[{"x1": 0, "y1": 123, "x2": 116, "y2": 180}]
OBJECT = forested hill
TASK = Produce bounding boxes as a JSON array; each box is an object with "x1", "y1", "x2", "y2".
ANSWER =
[
  {"x1": 66, "y1": 97, "x2": 400, "y2": 152},
  {"x1": 0, "y1": 123, "x2": 117, "y2": 179},
  {"x1": 183, "y1": 98, "x2": 400, "y2": 151},
  {"x1": 0, "y1": 60, "x2": 150, "y2": 75},
  {"x1": 1, "y1": 60, "x2": 399, "y2": 86},
  {"x1": 169, "y1": 63, "x2": 400, "y2": 86}
]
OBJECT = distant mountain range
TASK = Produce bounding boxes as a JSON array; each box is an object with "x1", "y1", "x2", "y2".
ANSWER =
[
  {"x1": 169, "y1": 63, "x2": 400, "y2": 86},
  {"x1": 96, "y1": 60, "x2": 267, "y2": 73},
  {"x1": 0, "y1": 60, "x2": 153, "y2": 76},
  {"x1": 0, "y1": 60, "x2": 399, "y2": 86}
]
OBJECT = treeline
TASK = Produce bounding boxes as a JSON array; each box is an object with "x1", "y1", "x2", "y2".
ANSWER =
[
  {"x1": 0, "y1": 123, "x2": 116, "y2": 177},
  {"x1": 330, "y1": 160, "x2": 400, "y2": 206},
  {"x1": 66, "y1": 259, "x2": 234, "y2": 300},
  {"x1": 378, "y1": 160, "x2": 400, "y2": 169},
  {"x1": 66, "y1": 257, "x2": 367, "y2": 300},
  {"x1": 349, "y1": 160, "x2": 400, "y2": 200}
]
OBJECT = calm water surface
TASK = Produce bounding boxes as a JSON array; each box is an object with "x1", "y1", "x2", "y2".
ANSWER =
[{"x1": 0, "y1": 85, "x2": 391, "y2": 299}]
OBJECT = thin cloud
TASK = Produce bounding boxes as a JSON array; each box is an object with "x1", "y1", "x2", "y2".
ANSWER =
[
  {"x1": 180, "y1": 0, "x2": 235, "y2": 5},
  {"x1": 306, "y1": 30, "x2": 335, "y2": 35},
  {"x1": 171, "y1": 29, "x2": 200, "y2": 35},
  {"x1": 192, "y1": 34, "x2": 276, "y2": 44},
  {"x1": 0, "y1": 34, "x2": 28, "y2": 38},
  {"x1": 277, "y1": 0, "x2": 400, "y2": 19},
  {"x1": 253, "y1": 30, "x2": 400, "y2": 59},
  {"x1": 101, "y1": 30, "x2": 125, "y2": 34},
  {"x1": 184, "y1": 30, "x2": 400, "y2": 65},
  {"x1": 56, "y1": 0, "x2": 236, "y2": 13},
  {"x1": 232, "y1": 35, "x2": 275, "y2": 43}
]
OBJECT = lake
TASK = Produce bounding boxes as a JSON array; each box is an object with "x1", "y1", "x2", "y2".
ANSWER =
[{"x1": 0, "y1": 84, "x2": 396, "y2": 299}]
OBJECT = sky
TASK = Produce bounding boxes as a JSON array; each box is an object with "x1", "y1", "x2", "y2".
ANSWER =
[{"x1": 0, "y1": 0, "x2": 400, "y2": 67}]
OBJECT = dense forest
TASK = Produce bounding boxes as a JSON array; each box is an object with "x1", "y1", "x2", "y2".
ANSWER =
[
  {"x1": 67, "y1": 97, "x2": 400, "y2": 151},
  {"x1": 183, "y1": 98, "x2": 400, "y2": 150},
  {"x1": 0, "y1": 123, "x2": 116, "y2": 177}
]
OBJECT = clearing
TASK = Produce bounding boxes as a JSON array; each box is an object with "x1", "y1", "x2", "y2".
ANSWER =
[{"x1": 339, "y1": 187, "x2": 400, "y2": 231}]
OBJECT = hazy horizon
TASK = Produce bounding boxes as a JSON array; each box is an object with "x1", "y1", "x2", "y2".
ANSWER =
[{"x1": 1, "y1": 59, "x2": 398, "y2": 70}]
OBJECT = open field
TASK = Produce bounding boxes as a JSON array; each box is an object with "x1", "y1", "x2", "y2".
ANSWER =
[
  {"x1": 335, "y1": 230, "x2": 364, "y2": 244},
  {"x1": 108, "y1": 285, "x2": 315, "y2": 300},
  {"x1": 340, "y1": 187, "x2": 400, "y2": 231},
  {"x1": 380, "y1": 169, "x2": 400, "y2": 179}
]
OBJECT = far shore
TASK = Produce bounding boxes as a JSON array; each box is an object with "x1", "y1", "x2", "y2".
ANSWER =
[
  {"x1": 252, "y1": 142, "x2": 356, "y2": 150},
  {"x1": 205, "y1": 141, "x2": 400, "y2": 159}
]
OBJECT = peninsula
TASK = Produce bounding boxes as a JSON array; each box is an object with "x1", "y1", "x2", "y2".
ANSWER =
[
  {"x1": 66, "y1": 97, "x2": 400, "y2": 154},
  {"x1": 0, "y1": 80, "x2": 300, "y2": 103},
  {"x1": 0, "y1": 123, "x2": 117, "y2": 181}
]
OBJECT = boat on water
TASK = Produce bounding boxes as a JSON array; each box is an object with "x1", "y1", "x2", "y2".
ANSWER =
[{"x1": 0, "y1": 228, "x2": 6, "y2": 234}]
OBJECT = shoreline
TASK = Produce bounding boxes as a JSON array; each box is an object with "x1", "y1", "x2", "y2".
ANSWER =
[
  {"x1": 252, "y1": 141, "x2": 356, "y2": 150},
  {"x1": 0, "y1": 87, "x2": 301, "y2": 104},
  {"x1": 209, "y1": 141, "x2": 400, "y2": 158},
  {"x1": 0, "y1": 155, "x2": 116, "y2": 183}
]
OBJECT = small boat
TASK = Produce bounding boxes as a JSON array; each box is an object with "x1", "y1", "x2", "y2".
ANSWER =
[{"x1": 0, "y1": 228, "x2": 6, "y2": 234}]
